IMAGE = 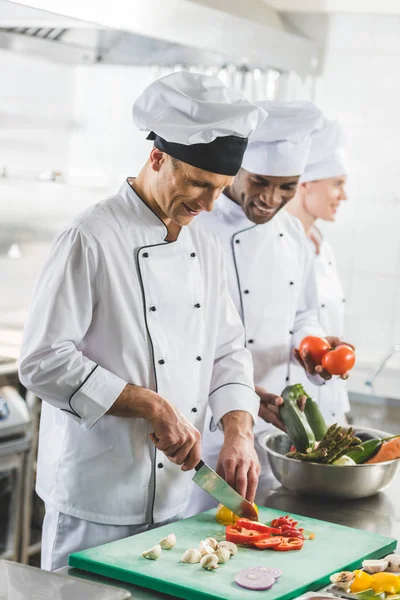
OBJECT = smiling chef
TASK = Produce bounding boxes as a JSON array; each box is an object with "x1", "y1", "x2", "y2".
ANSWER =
[
  {"x1": 18, "y1": 72, "x2": 267, "y2": 570},
  {"x1": 186, "y1": 101, "x2": 354, "y2": 516}
]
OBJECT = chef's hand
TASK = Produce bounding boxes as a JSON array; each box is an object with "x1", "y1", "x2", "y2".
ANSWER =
[
  {"x1": 216, "y1": 410, "x2": 260, "y2": 504},
  {"x1": 294, "y1": 336, "x2": 355, "y2": 381},
  {"x1": 256, "y1": 386, "x2": 306, "y2": 432},
  {"x1": 109, "y1": 385, "x2": 201, "y2": 472}
]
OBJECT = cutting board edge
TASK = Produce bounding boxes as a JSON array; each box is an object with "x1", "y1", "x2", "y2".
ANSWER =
[{"x1": 68, "y1": 538, "x2": 397, "y2": 600}]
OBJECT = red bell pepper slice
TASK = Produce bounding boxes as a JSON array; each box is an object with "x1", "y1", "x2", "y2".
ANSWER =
[
  {"x1": 235, "y1": 519, "x2": 282, "y2": 535},
  {"x1": 252, "y1": 537, "x2": 284, "y2": 549},
  {"x1": 225, "y1": 524, "x2": 271, "y2": 545},
  {"x1": 274, "y1": 537, "x2": 304, "y2": 552}
]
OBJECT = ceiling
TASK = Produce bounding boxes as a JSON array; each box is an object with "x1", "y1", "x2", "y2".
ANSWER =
[{"x1": 265, "y1": 0, "x2": 400, "y2": 14}]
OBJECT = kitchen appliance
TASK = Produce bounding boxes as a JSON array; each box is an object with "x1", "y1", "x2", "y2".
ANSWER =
[
  {"x1": 193, "y1": 460, "x2": 258, "y2": 520},
  {"x1": 260, "y1": 429, "x2": 399, "y2": 500},
  {"x1": 0, "y1": 560, "x2": 132, "y2": 599},
  {"x1": 0, "y1": 386, "x2": 32, "y2": 561},
  {"x1": 69, "y1": 506, "x2": 396, "y2": 600}
]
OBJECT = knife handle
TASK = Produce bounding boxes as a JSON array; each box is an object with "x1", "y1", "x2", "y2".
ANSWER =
[{"x1": 194, "y1": 460, "x2": 204, "y2": 472}]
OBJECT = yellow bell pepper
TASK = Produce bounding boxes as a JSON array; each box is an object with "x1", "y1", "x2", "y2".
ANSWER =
[
  {"x1": 215, "y1": 503, "x2": 258, "y2": 526},
  {"x1": 350, "y1": 570, "x2": 374, "y2": 593},
  {"x1": 370, "y1": 573, "x2": 400, "y2": 595}
]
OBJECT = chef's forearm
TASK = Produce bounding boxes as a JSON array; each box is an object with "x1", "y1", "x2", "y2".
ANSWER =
[
  {"x1": 221, "y1": 410, "x2": 254, "y2": 441},
  {"x1": 107, "y1": 384, "x2": 163, "y2": 420}
]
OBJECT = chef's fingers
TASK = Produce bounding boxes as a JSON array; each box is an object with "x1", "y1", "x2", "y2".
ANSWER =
[
  {"x1": 245, "y1": 463, "x2": 260, "y2": 504},
  {"x1": 293, "y1": 348, "x2": 305, "y2": 369},
  {"x1": 327, "y1": 336, "x2": 355, "y2": 350},
  {"x1": 258, "y1": 404, "x2": 286, "y2": 432},
  {"x1": 181, "y1": 439, "x2": 202, "y2": 472},
  {"x1": 255, "y1": 386, "x2": 283, "y2": 406},
  {"x1": 234, "y1": 460, "x2": 248, "y2": 499},
  {"x1": 340, "y1": 372, "x2": 349, "y2": 380},
  {"x1": 168, "y1": 437, "x2": 197, "y2": 465},
  {"x1": 315, "y1": 365, "x2": 332, "y2": 380},
  {"x1": 219, "y1": 457, "x2": 237, "y2": 491},
  {"x1": 297, "y1": 394, "x2": 307, "y2": 411},
  {"x1": 301, "y1": 349, "x2": 317, "y2": 374}
]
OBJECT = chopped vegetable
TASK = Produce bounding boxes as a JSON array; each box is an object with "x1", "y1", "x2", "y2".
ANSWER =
[
  {"x1": 141, "y1": 544, "x2": 162, "y2": 560},
  {"x1": 215, "y1": 502, "x2": 258, "y2": 525},
  {"x1": 215, "y1": 547, "x2": 231, "y2": 564},
  {"x1": 225, "y1": 524, "x2": 271, "y2": 545},
  {"x1": 350, "y1": 570, "x2": 374, "y2": 593},
  {"x1": 249, "y1": 566, "x2": 282, "y2": 580},
  {"x1": 366, "y1": 437, "x2": 400, "y2": 464},
  {"x1": 273, "y1": 537, "x2": 304, "y2": 552},
  {"x1": 205, "y1": 537, "x2": 218, "y2": 551},
  {"x1": 330, "y1": 571, "x2": 355, "y2": 590},
  {"x1": 252, "y1": 537, "x2": 283, "y2": 550},
  {"x1": 200, "y1": 553, "x2": 219, "y2": 571},
  {"x1": 235, "y1": 567, "x2": 276, "y2": 590},
  {"x1": 159, "y1": 533, "x2": 176, "y2": 550},
  {"x1": 217, "y1": 541, "x2": 237, "y2": 556},
  {"x1": 362, "y1": 559, "x2": 389, "y2": 573},
  {"x1": 333, "y1": 455, "x2": 356, "y2": 466},
  {"x1": 235, "y1": 518, "x2": 281, "y2": 535},
  {"x1": 370, "y1": 572, "x2": 400, "y2": 594},
  {"x1": 385, "y1": 553, "x2": 400, "y2": 572},
  {"x1": 180, "y1": 548, "x2": 202, "y2": 564},
  {"x1": 198, "y1": 540, "x2": 215, "y2": 556}
]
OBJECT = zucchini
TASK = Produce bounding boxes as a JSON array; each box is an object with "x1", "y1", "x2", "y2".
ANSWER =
[
  {"x1": 304, "y1": 395, "x2": 328, "y2": 441},
  {"x1": 280, "y1": 384, "x2": 316, "y2": 453},
  {"x1": 347, "y1": 439, "x2": 383, "y2": 464}
]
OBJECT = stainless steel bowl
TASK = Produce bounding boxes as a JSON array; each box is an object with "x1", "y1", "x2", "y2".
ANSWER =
[{"x1": 258, "y1": 429, "x2": 400, "y2": 500}]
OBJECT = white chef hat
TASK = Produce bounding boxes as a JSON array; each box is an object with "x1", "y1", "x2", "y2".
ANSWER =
[
  {"x1": 241, "y1": 101, "x2": 323, "y2": 177},
  {"x1": 132, "y1": 71, "x2": 267, "y2": 176},
  {"x1": 300, "y1": 119, "x2": 348, "y2": 183}
]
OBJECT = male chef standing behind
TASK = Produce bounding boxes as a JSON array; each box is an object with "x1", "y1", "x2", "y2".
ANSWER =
[
  {"x1": 19, "y1": 72, "x2": 266, "y2": 570},
  {"x1": 187, "y1": 102, "x2": 353, "y2": 516}
]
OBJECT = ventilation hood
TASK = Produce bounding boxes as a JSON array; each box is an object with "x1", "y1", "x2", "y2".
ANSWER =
[{"x1": 0, "y1": 0, "x2": 319, "y2": 74}]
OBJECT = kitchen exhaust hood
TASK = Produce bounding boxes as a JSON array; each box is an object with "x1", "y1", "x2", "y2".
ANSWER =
[{"x1": 0, "y1": 0, "x2": 319, "y2": 74}]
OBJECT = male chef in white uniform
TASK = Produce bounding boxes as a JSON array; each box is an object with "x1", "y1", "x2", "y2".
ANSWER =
[
  {"x1": 187, "y1": 101, "x2": 351, "y2": 515},
  {"x1": 19, "y1": 72, "x2": 267, "y2": 570}
]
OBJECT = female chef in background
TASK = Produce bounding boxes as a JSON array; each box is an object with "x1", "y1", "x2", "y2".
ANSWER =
[{"x1": 286, "y1": 119, "x2": 350, "y2": 425}]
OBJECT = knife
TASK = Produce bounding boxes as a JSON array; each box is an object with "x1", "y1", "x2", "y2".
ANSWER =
[{"x1": 193, "y1": 460, "x2": 258, "y2": 521}]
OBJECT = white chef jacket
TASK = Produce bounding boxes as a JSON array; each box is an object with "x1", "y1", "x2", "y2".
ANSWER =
[
  {"x1": 19, "y1": 180, "x2": 259, "y2": 525},
  {"x1": 290, "y1": 227, "x2": 350, "y2": 424}
]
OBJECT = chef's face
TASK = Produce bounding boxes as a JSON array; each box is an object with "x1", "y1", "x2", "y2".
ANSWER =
[
  {"x1": 303, "y1": 176, "x2": 348, "y2": 221},
  {"x1": 231, "y1": 168, "x2": 300, "y2": 225},
  {"x1": 150, "y1": 149, "x2": 234, "y2": 227}
]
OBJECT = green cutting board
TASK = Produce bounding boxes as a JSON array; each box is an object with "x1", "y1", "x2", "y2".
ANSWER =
[{"x1": 69, "y1": 507, "x2": 396, "y2": 600}]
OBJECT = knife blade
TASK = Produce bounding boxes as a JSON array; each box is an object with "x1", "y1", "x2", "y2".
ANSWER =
[{"x1": 192, "y1": 460, "x2": 258, "y2": 521}]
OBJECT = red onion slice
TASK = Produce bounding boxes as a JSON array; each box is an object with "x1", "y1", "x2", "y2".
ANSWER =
[
  {"x1": 235, "y1": 568, "x2": 276, "y2": 590},
  {"x1": 249, "y1": 566, "x2": 283, "y2": 580}
]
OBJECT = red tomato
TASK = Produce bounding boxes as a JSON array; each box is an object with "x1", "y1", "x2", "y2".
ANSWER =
[
  {"x1": 321, "y1": 345, "x2": 356, "y2": 375},
  {"x1": 298, "y1": 336, "x2": 331, "y2": 364}
]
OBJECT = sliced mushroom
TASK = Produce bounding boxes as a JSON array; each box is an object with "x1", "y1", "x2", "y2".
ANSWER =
[
  {"x1": 215, "y1": 547, "x2": 231, "y2": 564},
  {"x1": 200, "y1": 553, "x2": 219, "y2": 570},
  {"x1": 205, "y1": 537, "x2": 218, "y2": 551},
  {"x1": 362, "y1": 559, "x2": 388, "y2": 574},
  {"x1": 330, "y1": 571, "x2": 355, "y2": 590},
  {"x1": 217, "y1": 541, "x2": 237, "y2": 556},
  {"x1": 160, "y1": 533, "x2": 176, "y2": 550},
  {"x1": 385, "y1": 554, "x2": 400, "y2": 573},
  {"x1": 141, "y1": 544, "x2": 162, "y2": 560},
  {"x1": 199, "y1": 540, "x2": 215, "y2": 557},
  {"x1": 180, "y1": 548, "x2": 202, "y2": 564}
]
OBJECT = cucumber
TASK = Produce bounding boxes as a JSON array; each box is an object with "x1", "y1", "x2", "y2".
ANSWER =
[
  {"x1": 304, "y1": 395, "x2": 328, "y2": 441},
  {"x1": 347, "y1": 439, "x2": 383, "y2": 464},
  {"x1": 280, "y1": 384, "x2": 316, "y2": 453}
]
